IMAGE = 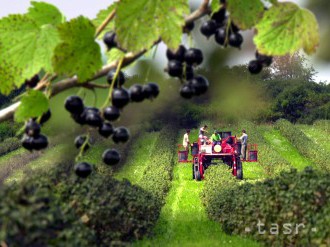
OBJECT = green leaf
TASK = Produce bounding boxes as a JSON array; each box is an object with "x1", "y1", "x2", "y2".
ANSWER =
[
  {"x1": 93, "y1": 4, "x2": 116, "y2": 39},
  {"x1": 254, "y1": 2, "x2": 320, "y2": 55},
  {"x1": 27, "y1": 1, "x2": 65, "y2": 26},
  {"x1": 211, "y1": 0, "x2": 222, "y2": 15},
  {"x1": 116, "y1": 0, "x2": 189, "y2": 52},
  {"x1": 15, "y1": 90, "x2": 49, "y2": 122},
  {"x1": 0, "y1": 14, "x2": 61, "y2": 89},
  {"x1": 266, "y1": 0, "x2": 278, "y2": 4},
  {"x1": 52, "y1": 16, "x2": 103, "y2": 82},
  {"x1": 227, "y1": 0, "x2": 264, "y2": 30},
  {"x1": 106, "y1": 49, "x2": 126, "y2": 64},
  {"x1": 0, "y1": 61, "x2": 22, "y2": 95}
]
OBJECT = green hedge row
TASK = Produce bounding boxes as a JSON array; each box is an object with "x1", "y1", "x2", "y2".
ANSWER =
[
  {"x1": 139, "y1": 124, "x2": 178, "y2": 205},
  {"x1": 232, "y1": 120, "x2": 291, "y2": 177},
  {"x1": 0, "y1": 121, "x2": 20, "y2": 141},
  {"x1": 275, "y1": 119, "x2": 330, "y2": 171},
  {"x1": 0, "y1": 137, "x2": 21, "y2": 157},
  {"x1": 0, "y1": 161, "x2": 159, "y2": 246},
  {"x1": 313, "y1": 120, "x2": 330, "y2": 134},
  {"x1": 202, "y1": 166, "x2": 330, "y2": 246}
]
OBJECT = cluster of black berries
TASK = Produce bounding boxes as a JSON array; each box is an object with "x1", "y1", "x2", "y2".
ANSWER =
[
  {"x1": 107, "y1": 68, "x2": 159, "y2": 106},
  {"x1": 65, "y1": 95, "x2": 126, "y2": 178},
  {"x1": 200, "y1": 6, "x2": 243, "y2": 49},
  {"x1": 166, "y1": 45, "x2": 209, "y2": 99},
  {"x1": 21, "y1": 110, "x2": 51, "y2": 151},
  {"x1": 66, "y1": 68, "x2": 159, "y2": 178},
  {"x1": 248, "y1": 51, "x2": 273, "y2": 74}
]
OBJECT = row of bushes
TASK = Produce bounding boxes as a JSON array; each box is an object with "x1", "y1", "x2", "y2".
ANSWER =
[
  {"x1": 0, "y1": 121, "x2": 21, "y2": 142},
  {"x1": 313, "y1": 120, "x2": 330, "y2": 134},
  {"x1": 275, "y1": 119, "x2": 330, "y2": 172},
  {"x1": 0, "y1": 160, "x2": 160, "y2": 246},
  {"x1": 227, "y1": 120, "x2": 291, "y2": 177},
  {"x1": 0, "y1": 137, "x2": 21, "y2": 157},
  {"x1": 139, "y1": 124, "x2": 178, "y2": 206},
  {"x1": 201, "y1": 166, "x2": 330, "y2": 246}
]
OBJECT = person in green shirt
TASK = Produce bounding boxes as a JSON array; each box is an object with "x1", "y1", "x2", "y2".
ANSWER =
[{"x1": 211, "y1": 130, "x2": 221, "y2": 145}]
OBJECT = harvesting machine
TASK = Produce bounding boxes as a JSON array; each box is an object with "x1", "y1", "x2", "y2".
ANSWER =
[{"x1": 178, "y1": 131, "x2": 258, "y2": 181}]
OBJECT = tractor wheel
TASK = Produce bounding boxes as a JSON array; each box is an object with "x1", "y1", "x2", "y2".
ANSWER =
[
  {"x1": 192, "y1": 163, "x2": 195, "y2": 179},
  {"x1": 195, "y1": 170, "x2": 201, "y2": 181},
  {"x1": 236, "y1": 159, "x2": 243, "y2": 180}
]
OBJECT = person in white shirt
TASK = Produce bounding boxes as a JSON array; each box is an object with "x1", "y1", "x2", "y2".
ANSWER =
[
  {"x1": 183, "y1": 129, "x2": 190, "y2": 152},
  {"x1": 238, "y1": 129, "x2": 248, "y2": 160}
]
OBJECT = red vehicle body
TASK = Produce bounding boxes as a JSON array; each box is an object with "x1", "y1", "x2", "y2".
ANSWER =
[{"x1": 189, "y1": 131, "x2": 258, "y2": 181}]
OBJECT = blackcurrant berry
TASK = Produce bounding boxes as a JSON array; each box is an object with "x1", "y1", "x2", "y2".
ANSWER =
[
  {"x1": 107, "y1": 68, "x2": 125, "y2": 87},
  {"x1": 129, "y1": 84, "x2": 145, "y2": 102},
  {"x1": 71, "y1": 111, "x2": 87, "y2": 125},
  {"x1": 74, "y1": 135, "x2": 90, "y2": 151},
  {"x1": 32, "y1": 134, "x2": 48, "y2": 150},
  {"x1": 25, "y1": 74, "x2": 40, "y2": 88},
  {"x1": 256, "y1": 51, "x2": 273, "y2": 67},
  {"x1": 248, "y1": 60, "x2": 263, "y2": 74},
  {"x1": 39, "y1": 110, "x2": 51, "y2": 125},
  {"x1": 72, "y1": 107, "x2": 98, "y2": 126},
  {"x1": 230, "y1": 22, "x2": 240, "y2": 33},
  {"x1": 102, "y1": 148, "x2": 121, "y2": 165},
  {"x1": 184, "y1": 21, "x2": 195, "y2": 32},
  {"x1": 25, "y1": 119, "x2": 40, "y2": 137},
  {"x1": 99, "y1": 122, "x2": 114, "y2": 138},
  {"x1": 112, "y1": 88, "x2": 130, "y2": 108},
  {"x1": 22, "y1": 135, "x2": 34, "y2": 151},
  {"x1": 112, "y1": 127, "x2": 130, "y2": 143},
  {"x1": 180, "y1": 84, "x2": 195, "y2": 99},
  {"x1": 85, "y1": 111, "x2": 103, "y2": 127},
  {"x1": 200, "y1": 20, "x2": 217, "y2": 38},
  {"x1": 214, "y1": 27, "x2": 227, "y2": 46},
  {"x1": 184, "y1": 66, "x2": 194, "y2": 80},
  {"x1": 166, "y1": 45, "x2": 186, "y2": 62},
  {"x1": 65, "y1": 96, "x2": 84, "y2": 114},
  {"x1": 85, "y1": 107, "x2": 100, "y2": 114},
  {"x1": 103, "y1": 106, "x2": 120, "y2": 121},
  {"x1": 74, "y1": 162, "x2": 92, "y2": 178},
  {"x1": 167, "y1": 60, "x2": 183, "y2": 77},
  {"x1": 147, "y1": 82, "x2": 160, "y2": 98},
  {"x1": 211, "y1": 8, "x2": 226, "y2": 25},
  {"x1": 142, "y1": 84, "x2": 153, "y2": 99},
  {"x1": 184, "y1": 48, "x2": 203, "y2": 65},
  {"x1": 32, "y1": 110, "x2": 51, "y2": 125},
  {"x1": 228, "y1": 32, "x2": 243, "y2": 48},
  {"x1": 103, "y1": 31, "x2": 117, "y2": 50},
  {"x1": 190, "y1": 75, "x2": 209, "y2": 96}
]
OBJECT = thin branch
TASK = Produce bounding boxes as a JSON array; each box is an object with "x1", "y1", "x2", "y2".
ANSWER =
[
  {"x1": 185, "y1": 0, "x2": 210, "y2": 23},
  {"x1": 95, "y1": 9, "x2": 116, "y2": 38},
  {"x1": 0, "y1": 1, "x2": 210, "y2": 123}
]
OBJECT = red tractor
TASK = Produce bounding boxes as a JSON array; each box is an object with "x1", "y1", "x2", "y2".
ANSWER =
[{"x1": 188, "y1": 131, "x2": 258, "y2": 181}]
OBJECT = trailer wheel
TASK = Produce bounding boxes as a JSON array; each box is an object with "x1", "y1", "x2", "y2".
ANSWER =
[
  {"x1": 236, "y1": 159, "x2": 243, "y2": 180},
  {"x1": 195, "y1": 170, "x2": 201, "y2": 181}
]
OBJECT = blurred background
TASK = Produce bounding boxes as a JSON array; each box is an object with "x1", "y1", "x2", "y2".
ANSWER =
[{"x1": 0, "y1": 0, "x2": 329, "y2": 138}]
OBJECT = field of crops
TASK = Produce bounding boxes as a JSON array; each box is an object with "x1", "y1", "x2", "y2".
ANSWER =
[{"x1": 0, "y1": 119, "x2": 329, "y2": 246}]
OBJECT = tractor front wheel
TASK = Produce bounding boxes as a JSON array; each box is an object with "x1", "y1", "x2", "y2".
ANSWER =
[{"x1": 236, "y1": 159, "x2": 243, "y2": 180}]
